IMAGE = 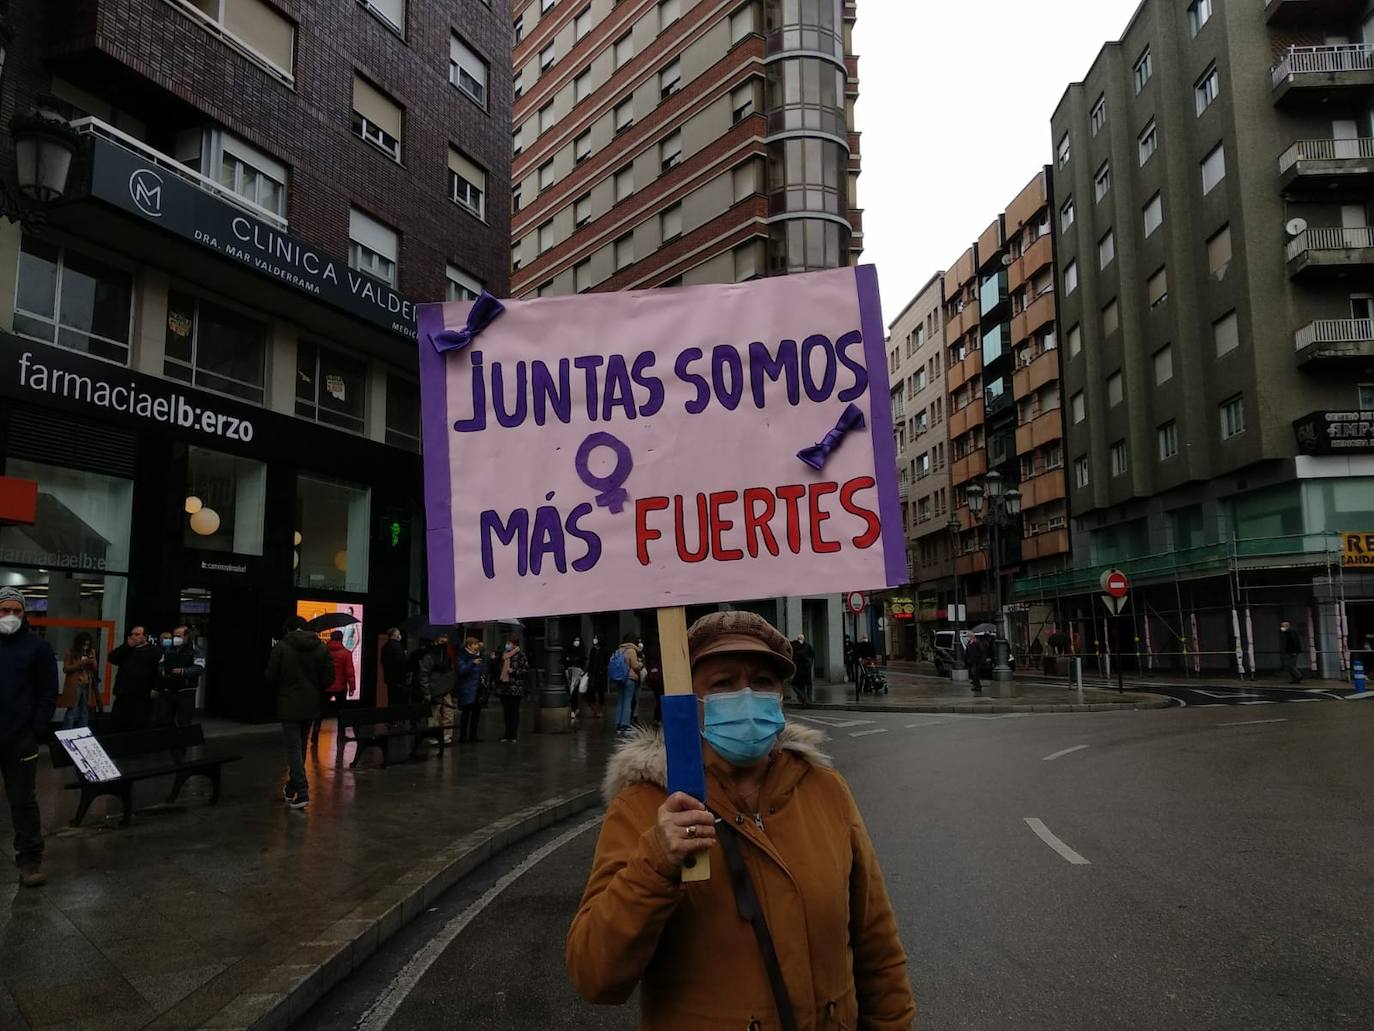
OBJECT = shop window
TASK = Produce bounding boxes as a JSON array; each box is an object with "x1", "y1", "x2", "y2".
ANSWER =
[
  {"x1": 0, "y1": 458, "x2": 133, "y2": 574},
  {"x1": 14, "y1": 236, "x2": 133, "y2": 365},
  {"x1": 385, "y1": 373, "x2": 420, "y2": 451},
  {"x1": 295, "y1": 474, "x2": 370, "y2": 593},
  {"x1": 295, "y1": 340, "x2": 367, "y2": 433},
  {"x1": 183, "y1": 445, "x2": 266, "y2": 555},
  {"x1": 164, "y1": 290, "x2": 267, "y2": 404}
]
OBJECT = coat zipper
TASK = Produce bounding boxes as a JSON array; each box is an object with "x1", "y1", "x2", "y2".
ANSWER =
[{"x1": 754, "y1": 812, "x2": 765, "y2": 831}]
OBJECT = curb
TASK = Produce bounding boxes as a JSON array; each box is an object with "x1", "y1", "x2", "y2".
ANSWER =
[
  {"x1": 212, "y1": 786, "x2": 603, "y2": 1031},
  {"x1": 802, "y1": 695, "x2": 1175, "y2": 715}
]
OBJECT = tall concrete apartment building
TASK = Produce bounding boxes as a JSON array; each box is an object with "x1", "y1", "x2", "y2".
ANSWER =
[
  {"x1": 883, "y1": 272, "x2": 949, "y2": 659},
  {"x1": 508, "y1": 0, "x2": 863, "y2": 677},
  {"x1": 941, "y1": 169, "x2": 1067, "y2": 645},
  {"x1": 1031, "y1": 0, "x2": 1373, "y2": 674},
  {"x1": 0, "y1": 0, "x2": 511, "y2": 719}
]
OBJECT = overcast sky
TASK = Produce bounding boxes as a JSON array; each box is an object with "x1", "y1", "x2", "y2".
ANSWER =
[{"x1": 852, "y1": 0, "x2": 1144, "y2": 321}]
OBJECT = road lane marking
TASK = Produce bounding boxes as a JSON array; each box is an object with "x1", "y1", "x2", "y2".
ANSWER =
[
  {"x1": 1215, "y1": 718, "x2": 1288, "y2": 728},
  {"x1": 850, "y1": 728, "x2": 888, "y2": 738},
  {"x1": 1344, "y1": 692, "x2": 1371, "y2": 701},
  {"x1": 1187, "y1": 689, "x2": 1264, "y2": 699},
  {"x1": 1042, "y1": 745, "x2": 1089, "y2": 762},
  {"x1": 904, "y1": 720, "x2": 946, "y2": 729},
  {"x1": 355, "y1": 814, "x2": 602, "y2": 1031},
  {"x1": 1239, "y1": 700, "x2": 1276, "y2": 706},
  {"x1": 1287, "y1": 698, "x2": 1320, "y2": 703},
  {"x1": 1023, "y1": 818, "x2": 1090, "y2": 865},
  {"x1": 790, "y1": 714, "x2": 877, "y2": 728}
]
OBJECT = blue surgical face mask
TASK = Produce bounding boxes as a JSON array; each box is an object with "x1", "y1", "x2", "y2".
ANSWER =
[
  {"x1": 504, "y1": 642, "x2": 514, "y2": 652},
  {"x1": 701, "y1": 688, "x2": 785, "y2": 767}
]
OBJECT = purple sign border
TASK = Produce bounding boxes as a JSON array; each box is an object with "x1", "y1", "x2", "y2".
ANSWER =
[
  {"x1": 855, "y1": 265, "x2": 907, "y2": 589},
  {"x1": 416, "y1": 303, "x2": 458, "y2": 624}
]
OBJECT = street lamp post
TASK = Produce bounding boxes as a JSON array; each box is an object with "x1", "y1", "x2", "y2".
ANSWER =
[
  {"x1": 965, "y1": 470, "x2": 1022, "y2": 684},
  {"x1": 946, "y1": 515, "x2": 968, "y2": 682},
  {"x1": 1, "y1": 96, "x2": 82, "y2": 231}
]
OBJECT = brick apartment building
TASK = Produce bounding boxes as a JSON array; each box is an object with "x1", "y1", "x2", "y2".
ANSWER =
[{"x1": 0, "y1": 0, "x2": 511, "y2": 719}]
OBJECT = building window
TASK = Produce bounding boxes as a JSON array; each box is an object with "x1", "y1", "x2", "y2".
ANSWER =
[
  {"x1": 615, "y1": 234, "x2": 634, "y2": 270},
  {"x1": 14, "y1": 237, "x2": 133, "y2": 364},
  {"x1": 1107, "y1": 370, "x2": 1123, "y2": 407},
  {"x1": 660, "y1": 130, "x2": 682, "y2": 171},
  {"x1": 1071, "y1": 391, "x2": 1085, "y2": 424},
  {"x1": 450, "y1": 35, "x2": 489, "y2": 107},
  {"x1": 446, "y1": 265, "x2": 482, "y2": 302},
  {"x1": 1098, "y1": 230, "x2": 1115, "y2": 269},
  {"x1": 513, "y1": 14, "x2": 523, "y2": 44},
  {"x1": 295, "y1": 474, "x2": 370, "y2": 593},
  {"x1": 541, "y1": 0, "x2": 556, "y2": 11},
  {"x1": 1068, "y1": 323, "x2": 1081, "y2": 357},
  {"x1": 1060, "y1": 196, "x2": 1075, "y2": 232},
  {"x1": 1143, "y1": 193, "x2": 1163, "y2": 237},
  {"x1": 1220, "y1": 395, "x2": 1245, "y2": 439},
  {"x1": 538, "y1": 160, "x2": 554, "y2": 191},
  {"x1": 575, "y1": 67, "x2": 592, "y2": 103},
  {"x1": 360, "y1": 0, "x2": 404, "y2": 33},
  {"x1": 575, "y1": 259, "x2": 593, "y2": 293},
  {"x1": 1195, "y1": 64, "x2": 1220, "y2": 116},
  {"x1": 539, "y1": 42, "x2": 556, "y2": 72},
  {"x1": 1201, "y1": 142, "x2": 1226, "y2": 195},
  {"x1": 181, "y1": 445, "x2": 266, "y2": 555},
  {"x1": 184, "y1": 129, "x2": 287, "y2": 218},
  {"x1": 575, "y1": 6, "x2": 592, "y2": 39},
  {"x1": 295, "y1": 339, "x2": 366, "y2": 434},
  {"x1": 1075, "y1": 456, "x2": 1090, "y2": 488},
  {"x1": 1214, "y1": 310, "x2": 1240, "y2": 357},
  {"x1": 352, "y1": 75, "x2": 402, "y2": 161},
  {"x1": 574, "y1": 129, "x2": 592, "y2": 163},
  {"x1": 615, "y1": 32, "x2": 634, "y2": 67},
  {"x1": 1094, "y1": 161, "x2": 1111, "y2": 202},
  {"x1": 512, "y1": 125, "x2": 523, "y2": 156},
  {"x1": 448, "y1": 149, "x2": 486, "y2": 219},
  {"x1": 1147, "y1": 266, "x2": 1169, "y2": 309},
  {"x1": 164, "y1": 290, "x2": 266, "y2": 404},
  {"x1": 538, "y1": 101, "x2": 555, "y2": 134},
  {"x1": 1134, "y1": 47, "x2": 1152, "y2": 92},
  {"x1": 730, "y1": 4, "x2": 755, "y2": 43},
  {"x1": 1154, "y1": 344, "x2": 1173, "y2": 384},
  {"x1": 1064, "y1": 260, "x2": 1078, "y2": 295},
  {"x1": 659, "y1": 0, "x2": 680, "y2": 26},
  {"x1": 1207, "y1": 224, "x2": 1232, "y2": 276},
  {"x1": 1158, "y1": 421, "x2": 1178, "y2": 460},
  {"x1": 513, "y1": 71, "x2": 523, "y2": 100},
  {"x1": 1090, "y1": 94, "x2": 1107, "y2": 135},
  {"x1": 614, "y1": 97, "x2": 634, "y2": 133},
  {"x1": 575, "y1": 193, "x2": 592, "y2": 228},
  {"x1": 348, "y1": 208, "x2": 398, "y2": 287},
  {"x1": 1110, "y1": 440, "x2": 1128, "y2": 477},
  {"x1": 660, "y1": 58, "x2": 682, "y2": 99},
  {"x1": 385, "y1": 373, "x2": 419, "y2": 451},
  {"x1": 512, "y1": 244, "x2": 523, "y2": 272},
  {"x1": 1138, "y1": 119, "x2": 1157, "y2": 165},
  {"x1": 1187, "y1": 0, "x2": 1213, "y2": 37},
  {"x1": 1057, "y1": 133, "x2": 1071, "y2": 168},
  {"x1": 661, "y1": 203, "x2": 682, "y2": 240},
  {"x1": 172, "y1": 0, "x2": 294, "y2": 78},
  {"x1": 538, "y1": 220, "x2": 555, "y2": 254},
  {"x1": 731, "y1": 83, "x2": 754, "y2": 122},
  {"x1": 615, "y1": 166, "x2": 634, "y2": 201},
  {"x1": 1357, "y1": 383, "x2": 1374, "y2": 410},
  {"x1": 1103, "y1": 299, "x2": 1119, "y2": 336}
]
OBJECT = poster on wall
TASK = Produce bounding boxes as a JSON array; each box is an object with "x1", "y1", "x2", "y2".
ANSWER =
[
  {"x1": 416, "y1": 266, "x2": 903, "y2": 623},
  {"x1": 296, "y1": 600, "x2": 364, "y2": 701}
]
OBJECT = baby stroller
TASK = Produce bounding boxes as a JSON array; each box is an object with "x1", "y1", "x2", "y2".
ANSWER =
[{"x1": 858, "y1": 657, "x2": 889, "y2": 695}]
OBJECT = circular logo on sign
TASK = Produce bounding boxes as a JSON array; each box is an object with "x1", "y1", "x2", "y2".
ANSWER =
[
  {"x1": 128, "y1": 168, "x2": 165, "y2": 218},
  {"x1": 846, "y1": 592, "x2": 866, "y2": 614}
]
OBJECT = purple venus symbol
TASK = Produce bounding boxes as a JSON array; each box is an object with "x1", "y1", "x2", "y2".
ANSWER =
[{"x1": 575, "y1": 432, "x2": 633, "y2": 514}]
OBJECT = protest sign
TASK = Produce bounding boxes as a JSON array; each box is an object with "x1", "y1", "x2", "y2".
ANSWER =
[
  {"x1": 417, "y1": 266, "x2": 902, "y2": 623},
  {"x1": 55, "y1": 728, "x2": 122, "y2": 783}
]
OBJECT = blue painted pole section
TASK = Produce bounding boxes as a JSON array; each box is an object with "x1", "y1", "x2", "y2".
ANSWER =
[{"x1": 661, "y1": 694, "x2": 708, "y2": 804}]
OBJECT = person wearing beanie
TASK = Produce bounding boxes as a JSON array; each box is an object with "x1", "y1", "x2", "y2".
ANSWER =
[
  {"x1": 0, "y1": 586, "x2": 59, "y2": 887},
  {"x1": 568, "y1": 610, "x2": 916, "y2": 1029}
]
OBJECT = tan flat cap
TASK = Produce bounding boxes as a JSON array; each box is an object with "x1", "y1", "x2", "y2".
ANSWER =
[{"x1": 687, "y1": 611, "x2": 795, "y2": 679}]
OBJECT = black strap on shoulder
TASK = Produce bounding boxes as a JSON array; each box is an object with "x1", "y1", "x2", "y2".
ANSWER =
[{"x1": 713, "y1": 816, "x2": 799, "y2": 1031}]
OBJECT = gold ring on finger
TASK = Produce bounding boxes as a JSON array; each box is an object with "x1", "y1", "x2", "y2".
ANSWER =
[{"x1": 686, "y1": 825, "x2": 697, "y2": 838}]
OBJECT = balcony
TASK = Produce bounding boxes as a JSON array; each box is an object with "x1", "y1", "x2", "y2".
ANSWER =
[
  {"x1": 949, "y1": 398, "x2": 984, "y2": 440},
  {"x1": 893, "y1": 398, "x2": 907, "y2": 422},
  {"x1": 1015, "y1": 409, "x2": 1064, "y2": 455},
  {"x1": 950, "y1": 447, "x2": 987, "y2": 486},
  {"x1": 1013, "y1": 348, "x2": 1059, "y2": 398},
  {"x1": 1011, "y1": 290, "x2": 1056, "y2": 345},
  {"x1": 946, "y1": 349, "x2": 981, "y2": 392},
  {"x1": 1278, "y1": 138, "x2": 1374, "y2": 191},
  {"x1": 1021, "y1": 469, "x2": 1067, "y2": 509},
  {"x1": 1285, "y1": 226, "x2": 1374, "y2": 278},
  {"x1": 1265, "y1": 0, "x2": 1369, "y2": 27},
  {"x1": 955, "y1": 550, "x2": 991, "y2": 578},
  {"x1": 943, "y1": 303, "x2": 979, "y2": 343},
  {"x1": 1294, "y1": 318, "x2": 1374, "y2": 367},
  {"x1": 1271, "y1": 44, "x2": 1374, "y2": 106},
  {"x1": 1007, "y1": 233, "x2": 1052, "y2": 292},
  {"x1": 1021, "y1": 528, "x2": 1071, "y2": 562}
]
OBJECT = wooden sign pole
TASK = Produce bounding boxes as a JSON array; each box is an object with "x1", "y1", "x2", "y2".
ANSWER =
[{"x1": 657, "y1": 606, "x2": 711, "y2": 882}]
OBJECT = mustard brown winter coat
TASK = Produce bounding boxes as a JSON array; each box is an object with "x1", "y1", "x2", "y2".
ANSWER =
[{"x1": 567, "y1": 724, "x2": 916, "y2": 1030}]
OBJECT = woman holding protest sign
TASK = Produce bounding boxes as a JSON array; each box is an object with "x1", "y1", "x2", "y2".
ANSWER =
[{"x1": 567, "y1": 611, "x2": 915, "y2": 1030}]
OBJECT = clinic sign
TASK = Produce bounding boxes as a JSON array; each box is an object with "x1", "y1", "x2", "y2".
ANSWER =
[
  {"x1": 418, "y1": 267, "x2": 905, "y2": 622},
  {"x1": 1293, "y1": 410, "x2": 1374, "y2": 454},
  {"x1": 89, "y1": 137, "x2": 417, "y2": 341},
  {"x1": 1341, "y1": 532, "x2": 1374, "y2": 568}
]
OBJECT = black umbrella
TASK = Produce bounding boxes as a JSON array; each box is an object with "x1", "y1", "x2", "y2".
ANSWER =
[
  {"x1": 304, "y1": 612, "x2": 360, "y2": 633},
  {"x1": 970, "y1": 623, "x2": 999, "y2": 636}
]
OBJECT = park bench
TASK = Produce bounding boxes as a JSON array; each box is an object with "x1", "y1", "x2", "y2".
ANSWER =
[
  {"x1": 48, "y1": 724, "x2": 241, "y2": 827},
  {"x1": 335, "y1": 703, "x2": 444, "y2": 768}
]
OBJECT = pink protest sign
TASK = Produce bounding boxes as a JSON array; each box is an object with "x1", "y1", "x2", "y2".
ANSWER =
[{"x1": 416, "y1": 266, "x2": 903, "y2": 623}]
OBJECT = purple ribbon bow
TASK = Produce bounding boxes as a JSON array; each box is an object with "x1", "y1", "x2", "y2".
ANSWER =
[
  {"x1": 430, "y1": 291, "x2": 506, "y2": 354},
  {"x1": 797, "y1": 403, "x2": 867, "y2": 470}
]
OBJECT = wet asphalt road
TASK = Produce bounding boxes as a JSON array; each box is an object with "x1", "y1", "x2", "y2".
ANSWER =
[{"x1": 296, "y1": 699, "x2": 1374, "y2": 1031}]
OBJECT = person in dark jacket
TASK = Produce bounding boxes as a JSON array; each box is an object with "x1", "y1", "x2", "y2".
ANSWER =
[
  {"x1": 1278, "y1": 620, "x2": 1304, "y2": 684},
  {"x1": 963, "y1": 635, "x2": 985, "y2": 695},
  {"x1": 455, "y1": 636, "x2": 484, "y2": 743},
  {"x1": 108, "y1": 625, "x2": 161, "y2": 732},
  {"x1": 586, "y1": 636, "x2": 607, "y2": 719},
  {"x1": 419, "y1": 636, "x2": 457, "y2": 744},
  {"x1": 156, "y1": 625, "x2": 203, "y2": 731},
  {"x1": 380, "y1": 628, "x2": 409, "y2": 704},
  {"x1": 265, "y1": 616, "x2": 332, "y2": 809},
  {"x1": 790, "y1": 633, "x2": 816, "y2": 704},
  {"x1": 0, "y1": 586, "x2": 58, "y2": 887}
]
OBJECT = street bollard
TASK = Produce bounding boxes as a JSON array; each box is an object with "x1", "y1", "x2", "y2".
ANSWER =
[
  {"x1": 1354, "y1": 659, "x2": 1367, "y2": 694},
  {"x1": 1074, "y1": 656, "x2": 1084, "y2": 705}
]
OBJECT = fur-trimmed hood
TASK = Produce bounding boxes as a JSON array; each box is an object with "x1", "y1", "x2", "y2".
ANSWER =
[{"x1": 602, "y1": 721, "x2": 831, "y2": 804}]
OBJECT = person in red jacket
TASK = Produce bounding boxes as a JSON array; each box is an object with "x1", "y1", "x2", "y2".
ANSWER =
[{"x1": 310, "y1": 631, "x2": 356, "y2": 749}]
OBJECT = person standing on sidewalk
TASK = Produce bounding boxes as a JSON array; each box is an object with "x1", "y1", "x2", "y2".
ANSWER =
[
  {"x1": 265, "y1": 616, "x2": 332, "y2": 809},
  {"x1": 455, "y1": 636, "x2": 484, "y2": 743},
  {"x1": 0, "y1": 587, "x2": 58, "y2": 888},
  {"x1": 964, "y1": 635, "x2": 985, "y2": 695},
  {"x1": 609, "y1": 634, "x2": 641, "y2": 736},
  {"x1": 157, "y1": 625, "x2": 203, "y2": 732},
  {"x1": 586, "y1": 636, "x2": 607, "y2": 719},
  {"x1": 108, "y1": 625, "x2": 160, "y2": 731},
  {"x1": 380, "y1": 628, "x2": 409, "y2": 705},
  {"x1": 312, "y1": 630, "x2": 355, "y2": 749},
  {"x1": 419, "y1": 635, "x2": 456, "y2": 744},
  {"x1": 1278, "y1": 621, "x2": 1304, "y2": 684},
  {"x1": 60, "y1": 632, "x2": 99, "y2": 729},
  {"x1": 496, "y1": 634, "x2": 530, "y2": 742},
  {"x1": 791, "y1": 633, "x2": 816, "y2": 704}
]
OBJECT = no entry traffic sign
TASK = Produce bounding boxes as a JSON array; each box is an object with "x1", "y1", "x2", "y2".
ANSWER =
[
  {"x1": 1101, "y1": 568, "x2": 1129, "y2": 599},
  {"x1": 846, "y1": 591, "x2": 867, "y2": 614}
]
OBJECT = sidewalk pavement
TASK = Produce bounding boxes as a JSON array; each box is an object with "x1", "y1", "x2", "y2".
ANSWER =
[
  {"x1": 882, "y1": 659, "x2": 1357, "y2": 695},
  {"x1": 1, "y1": 708, "x2": 619, "y2": 1031},
  {"x1": 803, "y1": 672, "x2": 1174, "y2": 713}
]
